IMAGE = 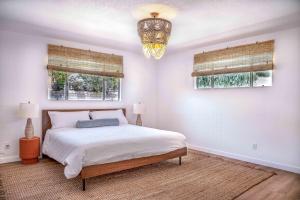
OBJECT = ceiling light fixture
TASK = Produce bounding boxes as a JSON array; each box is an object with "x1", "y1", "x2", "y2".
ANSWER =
[{"x1": 137, "y1": 12, "x2": 172, "y2": 60}]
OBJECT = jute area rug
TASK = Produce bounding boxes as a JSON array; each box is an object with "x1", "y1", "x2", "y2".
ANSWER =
[{"x1": 0, "y1": 150, "x2": 275, "y2": 200}]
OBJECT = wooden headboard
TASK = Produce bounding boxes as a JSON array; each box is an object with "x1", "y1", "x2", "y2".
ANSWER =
[{"x1": 42, "y1": 108, "x2": 126, "y2": 143}]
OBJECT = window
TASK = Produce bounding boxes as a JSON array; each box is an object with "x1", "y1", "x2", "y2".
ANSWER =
[
  {"x1": 192, "y1": 40, "x2": 274, "y2": 89},
  {"x1": 213, "y1": 72, "x2": 250, "y2": 88},
  {"x1": 253, "y1": 70, "x2": 272, "y2": 87},
  {"x1": 47, "y1": 45, "x2": 123, "y2": 101},
  {"x1": 196, "y1": 71, "x2": 272, "y2": 89},
  {"x1": 48, "y1": 71, "x2": 121, "y2": 101}
]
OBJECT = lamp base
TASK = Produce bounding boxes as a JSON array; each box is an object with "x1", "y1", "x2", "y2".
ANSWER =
[
  {"x1": 136, "y1": 114, "x2": 143, "y2": 126},
  {"x1": 25, "y1": 118, "x2": 34, "y2": 139}
]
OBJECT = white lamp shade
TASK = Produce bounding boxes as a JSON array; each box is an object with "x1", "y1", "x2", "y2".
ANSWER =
[
  {"x1": 19, "y1": 102, "x2": 39, "y2": 118},
  {"x1": 133, "y1": 103, "x2": 145, "y2": 115}
]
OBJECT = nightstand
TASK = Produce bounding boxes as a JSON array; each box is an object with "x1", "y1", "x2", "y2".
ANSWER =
[{"x1": 19, "y1": 136, "x2": 40, "y2": 164}]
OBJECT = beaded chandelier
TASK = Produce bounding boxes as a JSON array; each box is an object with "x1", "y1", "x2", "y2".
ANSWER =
[{"x1": 137, "y1": 12, "x2": 172, "y2": 59}]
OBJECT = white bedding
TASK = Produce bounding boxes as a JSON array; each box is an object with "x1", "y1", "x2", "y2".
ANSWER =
[{"x1": 42, "y1": 124, "x2": 186, "y2": 179}]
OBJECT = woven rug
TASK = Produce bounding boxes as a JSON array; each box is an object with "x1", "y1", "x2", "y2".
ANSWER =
[
  {"x1": 0, "y1": 174, "x2": 5, "y2": 200},
  {"x1": 0, "y1": 151, "x2": 275, "y2": 200}
]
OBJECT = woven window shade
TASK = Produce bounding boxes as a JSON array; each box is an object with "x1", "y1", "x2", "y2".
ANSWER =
[
  {"x1": 192, "y1": 40, "x2": 274, "y2": 77},
  {"x1": 47, "y1": 45, "x2": 124, "y2": 78}
]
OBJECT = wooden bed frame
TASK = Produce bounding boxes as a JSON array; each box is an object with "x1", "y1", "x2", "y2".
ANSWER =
[{"x1": 42, "y1": 108, "x2": 187, "y2": 191}]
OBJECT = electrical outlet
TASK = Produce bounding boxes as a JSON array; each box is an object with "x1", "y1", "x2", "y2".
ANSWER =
[
  {"x1": 4, "y1": 144, "x2": 10, "y2": 150},
  {"x1": 0, "y1": 142, "x2": 12, "y2": 154},
  {"x1": 252, "y1": 144, "x2": 258, "y2": 150}
]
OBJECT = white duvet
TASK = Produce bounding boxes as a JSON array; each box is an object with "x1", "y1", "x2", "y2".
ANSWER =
[{"x1": 42, "y1": 124, "x2": 186, "y2": 179}]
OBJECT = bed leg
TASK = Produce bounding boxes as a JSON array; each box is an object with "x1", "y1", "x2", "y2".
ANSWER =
[
  {"x1": 82, "y1": 178, "x2": 86, "y2": 191},
  {"x1": 179, "y1": 156, "x2": 182, "y2": 165}
]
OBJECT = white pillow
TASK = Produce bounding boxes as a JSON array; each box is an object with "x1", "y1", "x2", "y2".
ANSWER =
[
  {"x1": 48, "y1": 111, "x2": 90, "y2": 129},
  {"x1": 90, "y1": 109, "x2": 128, "y2": 125}
]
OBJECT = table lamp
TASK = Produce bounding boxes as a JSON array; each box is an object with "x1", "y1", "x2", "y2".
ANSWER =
[
  {"x1": 133, "y1": 103, "x2": 145, "y2": 126},
  {"x1": 19, "y1": 102, "x2": 39, "y2": 138}
]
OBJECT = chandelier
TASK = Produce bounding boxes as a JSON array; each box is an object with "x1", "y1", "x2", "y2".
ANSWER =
[{"x1": 137, "y1": 12, "x2": 172, "y2": 59}]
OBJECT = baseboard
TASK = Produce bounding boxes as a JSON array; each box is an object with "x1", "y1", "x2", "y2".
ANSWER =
[
  {"x1": 1, "y1": 146, "x2": 299, "y2": 174},
  {"x1": 0, "y1": 155, "x2": 20, "y2": 164},
  {"x1": 187, "y1": 143, "x2": 300, "y2": 174}
]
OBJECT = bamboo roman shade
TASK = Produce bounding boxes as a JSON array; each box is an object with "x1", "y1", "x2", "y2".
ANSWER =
[
  {"x1": 192, "y1": 40, "x2": 274, "y2": 77},
  {"x1": 47, "y1": 45, "x2": 124, "y2": 78}
]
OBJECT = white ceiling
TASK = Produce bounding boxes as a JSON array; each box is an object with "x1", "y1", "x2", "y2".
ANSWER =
[{"x1": 0, "y1": 0, "x2": 300, "y2": 52}]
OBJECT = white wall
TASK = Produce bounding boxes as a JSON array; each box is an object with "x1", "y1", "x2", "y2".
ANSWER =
[
  {"x1": 157, "y1": 28, "x2": 300, "y2": 173},
  {"x1": 0, "y1": 30, "x2": 157, "y2": 163}
]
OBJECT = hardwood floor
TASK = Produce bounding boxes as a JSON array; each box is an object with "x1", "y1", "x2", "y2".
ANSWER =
[
  {"x1": 238, "y1": 167, "x2": 300, "y2": 200},
  {"x1": 191, "y1": 150, "x2": 300, "y2": 200}
]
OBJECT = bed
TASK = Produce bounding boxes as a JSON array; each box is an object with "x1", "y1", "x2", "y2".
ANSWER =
[{"x1": 42, "y1": 108, "x2": 187, "y2": 191}]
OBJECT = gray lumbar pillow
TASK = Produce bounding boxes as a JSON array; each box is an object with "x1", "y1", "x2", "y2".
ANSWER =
[{"x1": 76, "y1": 118, "x2": 119, "y2": 128}]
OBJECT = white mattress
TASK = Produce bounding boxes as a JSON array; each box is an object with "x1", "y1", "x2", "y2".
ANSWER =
[{"x1": 42, "y1": 124, "x2": 186, "y2": 179}]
